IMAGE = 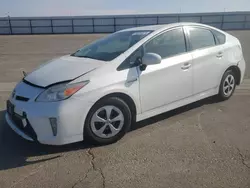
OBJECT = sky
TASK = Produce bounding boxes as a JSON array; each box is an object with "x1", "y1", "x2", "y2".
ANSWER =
[{"x1": 0, "y1": 0, "x2": 250, "y2": 17}]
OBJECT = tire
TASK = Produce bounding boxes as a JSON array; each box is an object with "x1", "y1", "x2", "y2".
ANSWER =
[
  {"x1": 84, "y1": 97, "x2": 132, "y2": 145},
  {"x1": 217, "y1": 69, "x2": 237, "y2": 101}
]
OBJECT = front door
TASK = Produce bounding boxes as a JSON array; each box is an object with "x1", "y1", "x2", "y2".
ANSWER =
[{"x1": 139, "y1": 27, "x2": 193, "y2": 112}]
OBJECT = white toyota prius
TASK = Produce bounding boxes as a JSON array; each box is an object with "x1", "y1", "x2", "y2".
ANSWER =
[{"x1": 6, "y1": 22, "x2": 245, "y2": 145}]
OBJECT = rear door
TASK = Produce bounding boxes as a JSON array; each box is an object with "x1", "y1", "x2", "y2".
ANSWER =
[
  {"x1": 184, "y1": 26, "x2": 226, "y2": 94},
  {"x1": 138, "y1": 27, "x2": 193, "y2": 112}
]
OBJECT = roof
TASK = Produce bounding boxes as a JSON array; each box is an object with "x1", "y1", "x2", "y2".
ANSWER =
[{"x1": 120, "y1": 22, "x2": 213, "y2": 32}]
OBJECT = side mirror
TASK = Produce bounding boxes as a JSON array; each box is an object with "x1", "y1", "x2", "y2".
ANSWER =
[{"x1": 142, "y1": 53, "x2": 162, "y2": 66}]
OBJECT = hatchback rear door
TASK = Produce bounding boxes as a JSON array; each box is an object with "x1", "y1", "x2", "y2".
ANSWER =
[{"x1": 184, "y1": 26, "x2": 227, "y2": 95}]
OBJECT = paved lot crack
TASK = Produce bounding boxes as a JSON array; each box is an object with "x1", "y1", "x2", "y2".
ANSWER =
[
  {"x1": 87, "y1": 148, "x2": 106, "y2": 188},
  {"x1": 236, "y1": 147, "x2": 250, "y2": 170},
  {"x1": 71, "y1": 148, "x2": 96, "y2": 188},
  {"x1": 87, "y1": 148, "x2": 98, "y2": 171},
  {"x1": 71, "y1": 167, "x2": 92, "y2": 188},
  {"x1": 197, "y1": 112, "x2": 214, "y2": 152},
  {"x1": 71, "y1": 148, "x2": 106, "y2": 188}
]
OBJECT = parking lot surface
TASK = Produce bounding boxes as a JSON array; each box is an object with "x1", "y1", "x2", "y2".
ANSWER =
[{"x1": 0, "y1": 31, "x2": 250, "y2": 188}]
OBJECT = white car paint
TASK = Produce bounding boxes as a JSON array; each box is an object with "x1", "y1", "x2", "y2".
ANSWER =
[
  {"x1": 25, "y1": 55, "x2": 104, "y2": 87},
  {"x1": 6, "y1": 22, "x2": 245, "y2": 145},
  {"x1": 139, "y1": 51, "x2": 193, "y2": 112}
]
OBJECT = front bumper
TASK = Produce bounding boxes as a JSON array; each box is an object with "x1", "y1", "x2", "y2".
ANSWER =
[
  {"x1": 6, "y1": 112, "x2": 35, "y2": 141},
  {"x1": 5, "y1": 89, "x2": 94, "y2": 145},
  {"x1": 5, "y1": 97, "x2": 93, "y2": 145}
]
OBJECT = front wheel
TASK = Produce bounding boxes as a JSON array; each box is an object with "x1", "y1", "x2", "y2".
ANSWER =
[
  {"x1": 84, "y1": 97, "x2": 132, "y2": 145},
  {"x1": 217, "y1": 70, "x2": 236, "y2": 101}
]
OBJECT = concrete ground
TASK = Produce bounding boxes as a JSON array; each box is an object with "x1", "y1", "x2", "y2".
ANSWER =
[{"x1": 0, "y1": 31, "x2": 250, "y2": 188}]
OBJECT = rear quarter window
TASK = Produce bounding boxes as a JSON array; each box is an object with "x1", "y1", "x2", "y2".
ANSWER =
[{"x1": 212, "y1": 30, "x2": 226, "y2": 45}]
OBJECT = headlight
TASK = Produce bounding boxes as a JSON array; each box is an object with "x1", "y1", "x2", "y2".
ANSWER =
[{"x1": 36, "y1": 81, "x2": 89, "y2": 102}]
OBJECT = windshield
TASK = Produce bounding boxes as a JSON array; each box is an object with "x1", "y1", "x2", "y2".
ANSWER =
[{"x1": 71, "y1": 30, "x2": 152, "y2": 61}]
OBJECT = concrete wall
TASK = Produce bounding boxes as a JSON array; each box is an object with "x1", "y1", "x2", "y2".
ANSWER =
[{"x1": 1, "y1": 11, "x2": 250, "y2": 34}]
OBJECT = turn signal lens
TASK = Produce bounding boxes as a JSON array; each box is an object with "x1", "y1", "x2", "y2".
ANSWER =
[{"x1": 64, "y1": 85, "x2": 84, "y2": 97}]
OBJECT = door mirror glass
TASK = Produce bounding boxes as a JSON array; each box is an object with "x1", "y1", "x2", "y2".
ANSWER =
[{"x1": 142, "y1": 53, "x2": 162, "y2": 66}]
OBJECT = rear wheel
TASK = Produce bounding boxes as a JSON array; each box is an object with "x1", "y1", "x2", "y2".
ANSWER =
[
  {"x1": 218, "y1": 70, "x2": 236, "y2": 101},
  {"x1": 84, "y1": 97, "x2": 132, "y2": 145}
]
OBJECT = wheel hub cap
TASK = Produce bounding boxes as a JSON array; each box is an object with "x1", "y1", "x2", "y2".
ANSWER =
[
  {"x1": 90, "y1": 105, "x2": 125, "y2": 139},
  {"x1": 223, "y1": 74, "x2": 235, "y2": 97}
]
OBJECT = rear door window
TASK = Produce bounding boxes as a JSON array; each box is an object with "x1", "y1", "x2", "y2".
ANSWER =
[{"x1": 188, "y1": 27, "x2": 216, "y2": 50}]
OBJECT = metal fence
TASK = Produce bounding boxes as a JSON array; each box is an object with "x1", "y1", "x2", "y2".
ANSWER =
[{"x1": 1, "y1": 11, "x2": 250, "y2": 35}]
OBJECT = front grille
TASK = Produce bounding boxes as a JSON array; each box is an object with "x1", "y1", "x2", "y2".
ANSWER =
[
  {"x1": 16, "y1": 95, "x2": 29, "y2": 102},
  {"x1": 9, "y1": 111, "x2": 37, "y2": 141}
]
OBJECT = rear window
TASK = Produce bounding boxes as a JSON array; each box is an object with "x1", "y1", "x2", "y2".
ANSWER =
[{"x1": 212, "y1": 30, "x2": 226, "y2": 45}]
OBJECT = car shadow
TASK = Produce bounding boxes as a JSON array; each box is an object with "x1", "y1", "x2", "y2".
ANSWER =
[
  {"x1": 131, "y1": 96, "x2": 220, "y2": 130},
  {"x1": 0, "y1": 110, "x2": 96, "y2": 171},
  {"x1": 0, "y1": 96, "x2": 219, "y2": 171}
]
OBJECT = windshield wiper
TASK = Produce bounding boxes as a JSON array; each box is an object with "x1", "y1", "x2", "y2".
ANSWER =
[
  {"x1": 72, "y1": 54, "x2": 95, "y2": 59},
  {"x1": 78, "y1": 55, "x2": 93, "y2": 58}
]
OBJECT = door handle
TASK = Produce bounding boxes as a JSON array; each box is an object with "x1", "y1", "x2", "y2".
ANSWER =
[
  {"x1": 216, "y1": 52, "x2": 223, "y2": 58},
  {"x1": 181, "y1": 63, "x2": 191, "y2": 70}
]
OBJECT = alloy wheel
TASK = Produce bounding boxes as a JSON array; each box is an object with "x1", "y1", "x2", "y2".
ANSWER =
[
  {"x1": 90, "y1": 105, "x2": 125, "y2": 139},
  {"x1": 223, "y1": 74, "x2": 235, "y2": 97}
]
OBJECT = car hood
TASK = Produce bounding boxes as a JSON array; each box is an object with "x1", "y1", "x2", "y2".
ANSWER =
[{"x1": 24, "y1": 55, "x2": 104, "y2": 87}]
